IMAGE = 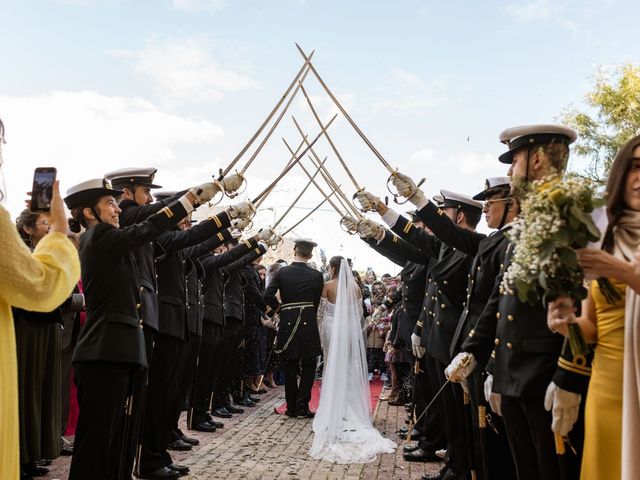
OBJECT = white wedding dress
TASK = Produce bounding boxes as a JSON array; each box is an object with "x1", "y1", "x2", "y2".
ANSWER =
[{"x1": 310, "y1": 259, "x2": 396, "y2": 464}]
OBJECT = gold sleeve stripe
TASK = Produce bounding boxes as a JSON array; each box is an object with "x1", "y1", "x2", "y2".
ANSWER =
[
  {"x1": 243, "y1": 240, "x2": 251, "y2": 248},
  {"x1": 217, "y1": 232, "x2": 224, "y2": 241},
  {"x1": 403, "y1": 221, "x2": 412, "y2": 234},
  {"x1": 211, "y1": 215, "x2": 222, "y2": 228},
  {"x1": 255, "y1": 248, "x2": 261, "y2": 254},
  {"x1": 392, "y1": 235, "x2": 398, "y2": 243},
  {"x1": 558, "y1": 357, "x2": 592, "y2": 376},
  {"x1": 159, "y1": 207, "x2": 173, "y2": 218},
  {"x1": 416, "y1": 321, "x2": 423, "y2": 327}
]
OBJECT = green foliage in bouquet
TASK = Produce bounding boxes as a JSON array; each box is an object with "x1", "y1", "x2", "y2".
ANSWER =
[{"x1": 503, "y1": 174, "x2": 604, "y2": 306}]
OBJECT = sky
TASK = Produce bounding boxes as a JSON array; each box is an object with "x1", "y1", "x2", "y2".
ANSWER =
[{"x1": 1, "y1": 0, "x2": 639, "y2": 274}]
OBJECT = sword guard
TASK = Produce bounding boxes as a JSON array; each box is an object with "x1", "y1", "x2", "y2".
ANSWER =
[{"x1": 223, "y1": 171, "x2": 248, "y2": 199}]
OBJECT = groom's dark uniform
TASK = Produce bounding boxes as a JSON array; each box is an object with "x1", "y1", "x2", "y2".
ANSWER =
[{"x1": 264, "y1": 239, "x2": 323, "y2": 416}]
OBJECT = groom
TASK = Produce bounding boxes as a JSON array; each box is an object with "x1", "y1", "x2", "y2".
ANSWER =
[{"x1": 264, "y1": 238, "x2": 324, "y2": 418}]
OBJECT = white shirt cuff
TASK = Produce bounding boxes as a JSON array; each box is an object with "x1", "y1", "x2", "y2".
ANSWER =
[
  {"x1": 179, "y1": 195, "x2": 195, "y2": 214},
  {"x1": 381, "y1": 208, "x2": 400, "y2": 227},
  {"x1": 414, "y1": 195, "x2": 429, "y2": 211}
]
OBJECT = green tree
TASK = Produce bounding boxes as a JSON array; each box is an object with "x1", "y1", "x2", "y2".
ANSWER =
[{"x1": 561, "y1": 63, "x2": 640, "y2": 185}]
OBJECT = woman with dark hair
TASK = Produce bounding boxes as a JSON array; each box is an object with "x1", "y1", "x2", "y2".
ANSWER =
[
  {"x1": 13, "y1": 209, "x2": 72, "y2": 478},
  {"x1": 549, "y1": 134, "x2": 640, "y2": 480}
]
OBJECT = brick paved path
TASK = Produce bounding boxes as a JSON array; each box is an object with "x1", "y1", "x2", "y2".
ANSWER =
[{"x1": 47, "y1": 386, "x2": 443, "y2": 480}]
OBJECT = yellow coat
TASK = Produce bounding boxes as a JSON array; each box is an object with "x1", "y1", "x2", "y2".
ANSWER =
[{"x1": 0, "y1": 205, "x2": 80, "y2": 479}]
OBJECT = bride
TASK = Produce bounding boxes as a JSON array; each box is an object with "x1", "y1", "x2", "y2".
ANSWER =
[{"x1": 310, "y1": 256, "x2": 396, "y2": 464}]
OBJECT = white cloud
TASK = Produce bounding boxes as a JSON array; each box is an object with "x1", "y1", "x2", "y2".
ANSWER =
[
  {"x1": 108, "y1": 36, "x2": 258, "y2": 104},
  {"x1": 409, "y1": 148, "x2": 436, "y2": 165},
  {"x1": 170, "y1": 0, "x2": 225, "y2": 13},
  {"x1": 0, "y1": 90, "x2": 224, "y2": 216},
  {"x1": 370, "y1": 68, "x2": 447, "y2": 116},
  {"x1": 504, "y1": 0, "x2": 578, "y2": 32}
]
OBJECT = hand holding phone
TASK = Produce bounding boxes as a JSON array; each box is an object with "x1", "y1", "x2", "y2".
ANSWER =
[
  {"x1": 30, "y1": 167, "x2": 57, "y2": 212},
  {"x1": 48, "y1": 180, "x2": 68, "y2": 235}
]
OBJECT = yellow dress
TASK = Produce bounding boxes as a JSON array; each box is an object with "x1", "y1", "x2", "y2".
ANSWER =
[
  {"x1": 581, "y1": 279, "x2": 626, "y2": 480},
  {"x1": 0, "y1": 205, "x2": 80, "y2": 479}
]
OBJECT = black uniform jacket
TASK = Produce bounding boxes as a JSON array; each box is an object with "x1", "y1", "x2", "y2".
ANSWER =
[
  {"x1": 240, "y1": 265, "x2": 267, "y2": 332},
  {"x1": 462, "y1": 244, "x2": 591, "y2": 398},
  {"x1": 388, "y1": 214, "x2": 473, "y2": 364},
  {"x1": 222, "y1": 243, "x2": 266, "y2": 322},
  {"x1": 200, "y1": 238, "x2": 260, "y2": 328},
  {"x1": 155, "y1": 212, "x2": 233, "y2": 341},
  {"x1": 118, "y1": 191, "x2": 186, "y2": 332},
  {"x1": 413, "y1": 201, "x2": 513, "y2": 360},
  {"x1": 263, "y1": 262, "x2": 324, "y2": 360},
  {"x1": 184, "y1": 229, "x2": 233, "y2": 337},
  {"x1": 74, "y1": 199, "x2": 190, "y2": 367}
]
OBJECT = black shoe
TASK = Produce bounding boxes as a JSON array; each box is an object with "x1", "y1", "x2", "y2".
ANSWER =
[
  {"x1": 35, "y1": 460, "x2": 52, "y2": 467},
  {"x1": 422, "y1": 468, "x2": 458, "y2": 480},
  {"x1": 213, "y1": 407, "x2": 233, "y2": 418},
  {"x1": 238, "y1": 398, "x2": 256, "y2": 407},
  {"x1": 296, "y1": 409, "x2": 315, "y2": 418},
  {"x1": 247, "y1": 388, "x2": 265, "y2": 395},
  {"x1": 398, "y1": 428, "x2": 421, "y2": 440},
  {"x1": 167, "y1": 463, "x2": 190, "y2": 475},
  {"x1": 180, "y1": 434, "x2": 199, "y2": 446},
  {"x1": 285, "y1": 409, "x2": 297, "y2": 417},
  {"x1": 210, "y1": 420, "x2": 224, "y2": 428},
  {"x1": 403, "y1": 448, "x2": 439, "y2": 462},
  {"x1": 23, "y1": 463, "x2": 49, "y2": 477},
  {"x1": 226, "y1": 404, "x2": 244, "y2": 414},
  {"x1": 60, "y1": 443, "x2": 74, "y2": 456},
  {"x1": 397, "y1": 426, "x2": 409, "y2": 434},
  {"x1": 167, "y1": 439, "x2": 192, "y2": 451},
  {"x1": 247, "y1": 395, "x2": 260, "y2": 403},
  {"x1": 137, "y1": 466, "x2": 180, "y2": 479},
  {"x1": 191, "y1": 421, "x2": 216, "y2": 433},
  {"x1": 403, "y1": 443, "x2": 421, "y2": 453}
]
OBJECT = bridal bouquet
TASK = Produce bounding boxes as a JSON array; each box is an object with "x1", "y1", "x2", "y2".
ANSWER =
[{"x1": 502, "y1": 174, "x2": 612, "y2": 356}]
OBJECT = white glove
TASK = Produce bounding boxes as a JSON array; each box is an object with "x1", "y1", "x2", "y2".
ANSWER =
[
  {"x1": 544, "y1": 381, "x2": 581, "y2": 436},
  {"x1": 484, "y1": 374, "x2": 502, "y2": 417},
  {"x1": 230, "y1": 228, "x2": 243, "y2": 239},
  {"x1": 341, "y1": 215, "x2": 359, "y2": 232},
  {"x1": 391, "y1": 172, "x2": 428, "y2": 208},
  {"x1": 189, "y1": 182, "x2": 221, "y2": 204},
  {"x1": 231, "y1": 217, "x2": 251, "y2": 230},
  {"x1": 354, "y1": 191, "x2": 380, "y2": 211},
  {"x1": 228, "y1": 201, "x2": 256, "y2": 220},
  {"x1": 445, "y1": 352, "x2": 477, "y2": 383},
  {"x1": 357, "y1": 219, "x2": 385, "y2": 241},
  {"x1": 258, "y1": 228, "x2": 276, "y2": 243},
  {"x1": 411, "y1": 333, "x2": 426, "y2": 359},
  {"x1": 220, "y1": 173, "x2": 244, "y2": 193}
]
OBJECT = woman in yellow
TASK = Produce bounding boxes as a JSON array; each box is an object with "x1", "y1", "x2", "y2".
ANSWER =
[
  {"x1": 548, "y1": 134, "x2": 640, "y2": 480},
  {"x1": 0, "y1": 120, "x2": 81, "y2": 480}
]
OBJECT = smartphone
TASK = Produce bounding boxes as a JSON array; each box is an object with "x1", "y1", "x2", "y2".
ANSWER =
[{"x1": 30, "y1": 167, "x2": 57, "y2": 212}]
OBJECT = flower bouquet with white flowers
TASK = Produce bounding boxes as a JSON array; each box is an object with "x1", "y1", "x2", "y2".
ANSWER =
[{"x1": 502, "y1": 174, "x2": 613, "y2": 356}]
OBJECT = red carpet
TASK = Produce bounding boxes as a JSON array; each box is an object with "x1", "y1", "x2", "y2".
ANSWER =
[{"x1": 274, "y1": 378, "x2": 384, "y2": 414}]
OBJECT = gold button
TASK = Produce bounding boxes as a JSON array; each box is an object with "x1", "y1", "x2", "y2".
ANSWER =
[
  {"x1": 441, "y1": 304, "x2": 446, "y2": 309},
  {"x1": 494, "y1": 338, "x2": 500, "y2": 346},
  {"x1": 491, "y1": 350, "x2": 496, "y2": 359},
  {"x1": 303, "y1": 322, "x2": 307, "y2": 325},
  {"x1": 507, "y1": 342, "x2": 513, "y2": 349},
  {"x1": 136, "y1": 303, "x2": 141, "y2": 309},
  {"x1": 139, "y1": 286, "x2": 144, "y2": 293},
  {"x1": 139, "y1": 319, "x2": 143, "y2": 325},
  {"x1": 507, "y1": 315, "x2": 514, "y2": 322},
  {"x1": 443, "y1": 280, "x2": 448, "y2": 285},
  {"x1": 468, "y1": 329, "x2": 475, "y2": 337},
  {"x1": 423, "y1": 307, "x2": 426, "y2": 311},
  {"x1": 436, "y1": 321, "x2": 441, "y2": 326},
  {"x1": 496, "y1": 312, "x2": 501, "y2": 319},
  {"x1": 477, "y1": 266, "x2": 481, "y2": 271}
]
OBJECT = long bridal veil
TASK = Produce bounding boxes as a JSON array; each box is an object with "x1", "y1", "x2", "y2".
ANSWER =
[{"x1": 309, "y1": 259, "x2": 396, "y2": 463}]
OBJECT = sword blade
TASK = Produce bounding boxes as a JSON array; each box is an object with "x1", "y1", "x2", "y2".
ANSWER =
[
  {"x1": 295, "y1": 44, "x2": 395, "y2": 174},
  {"x1": 219, "y1": 51, "x2": 315, "y2": 179},
  {"x1": 251, "y1": 113, "x2": 338, "y2": 205}
]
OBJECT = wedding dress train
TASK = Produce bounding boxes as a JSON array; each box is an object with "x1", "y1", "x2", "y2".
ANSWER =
[{"x1": 310, "y1": 259, "x2": 396, "y2": 464}]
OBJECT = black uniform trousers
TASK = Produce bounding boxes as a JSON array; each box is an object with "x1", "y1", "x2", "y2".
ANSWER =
[
  {"x1": 138, "y1": 334, "x2": 185, "y2": 473},
  {"x1": 125, "y1": 327, "x2": 155, "y2": 477},
  {"x1": 190, "y1": 322, "x2": 224, "y2": 423},
  {"x1": 171, "y1": 334, "x2": 202, "y2": 439},
  {"x1": 284, "y1": 357, "x2": 317, "y2": 412},
  {"x1": 424, "y1": 355, "x2": 470, "y2": 475},
  {"x1": 69, "y1": 361, "x2": 143, "y2": 480},
  {"x1": 213, "y1": 318, "x2": 243, "y2": 407},
  {"x1": 467, "y1": 370, "x2": 515, "y2": 480},
  {"x1": 415, "y1": 358, "x2": 446, "y2": 452}
]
